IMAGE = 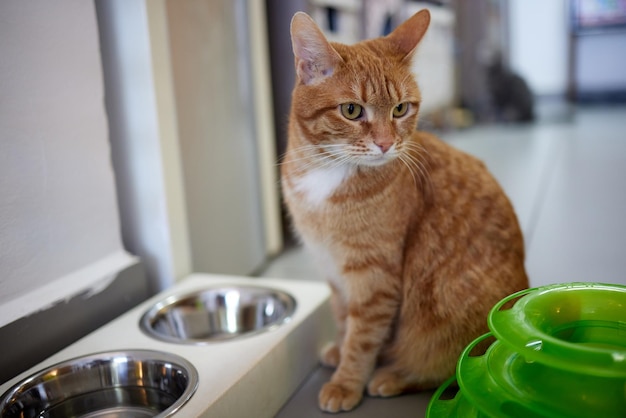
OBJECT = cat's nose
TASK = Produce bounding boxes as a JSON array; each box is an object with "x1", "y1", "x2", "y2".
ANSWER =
[{"x1": 375, "y1": 140, "x2": 393, "y2": 153}]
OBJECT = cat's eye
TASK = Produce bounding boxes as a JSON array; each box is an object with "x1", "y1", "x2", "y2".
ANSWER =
[
  {"x1": 393, "y1": 103, "x2": 409, "y2": 118},
  {"x1": 340, "y1": 103, "x2": 363, "y2": 120}
]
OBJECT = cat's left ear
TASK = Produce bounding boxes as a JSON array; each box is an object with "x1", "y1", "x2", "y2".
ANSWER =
[
  {"x1": 290, "y1": 12, "x2": 344, "y2": 85},
  {"x1": 386, "y1": 9, "x2": 431, "y2": 61}
]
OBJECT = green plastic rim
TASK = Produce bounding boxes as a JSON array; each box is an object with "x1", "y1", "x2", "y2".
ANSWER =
[
  {"x1": 426, "y1": 376, "x2": 484, "y2": 418},
  {"x1": 488, "y1": 282, "x2": 626, "y2": 377},
  {"x1": 456, "y1": 333, "x2": 551, "y2": 418},
  {"x1": 426, "y1": 376, "x2": 459, "y2": 418}
]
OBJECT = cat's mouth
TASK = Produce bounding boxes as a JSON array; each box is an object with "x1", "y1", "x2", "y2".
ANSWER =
[
  {"x1": 319, "y1": 143, "x2": 399, "y2": 169},
  {"x1": 354, "y1": 152, "x2": 398, "y2": 167}
]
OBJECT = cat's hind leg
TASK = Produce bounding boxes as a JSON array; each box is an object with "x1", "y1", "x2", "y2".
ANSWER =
[
  {"x1": 366, "y1": 367, "x2": 439, "y2": 397},
  {"x1": 367, "y1": 367, "x2": 408, "y2": 397},
  {"x1": 366, "y1": 326, "x2": 461, "y2": 397}
]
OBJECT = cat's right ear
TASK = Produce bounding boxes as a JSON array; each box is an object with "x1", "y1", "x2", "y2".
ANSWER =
[
  {"x1": 386, "y1": 9, "x2": 430, "y2": 62},
  {"x1": 290, "y1": 12, "x2": 343, "y2": 85}
]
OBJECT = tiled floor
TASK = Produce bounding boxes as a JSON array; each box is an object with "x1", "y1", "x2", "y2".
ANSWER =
[{"x1": 261, "y1": 105, "x2": 626, "y2": 289}]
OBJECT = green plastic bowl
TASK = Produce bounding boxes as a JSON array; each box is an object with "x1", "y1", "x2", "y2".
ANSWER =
[
  {"x1": 428, "y1": 283, "x2": 626, "y2": 417},
  {"x1": 457, "y1": 333, "x2": 626, "y2": 418},
  {"x1": 489, "y1": 282, "x2": 626, "y2": 378}
]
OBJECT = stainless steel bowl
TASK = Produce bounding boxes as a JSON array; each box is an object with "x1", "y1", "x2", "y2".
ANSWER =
[
  {"x1": 140, "y1": 285, "x2": 297, "y2": 344},
  {"x1": 0, "y1": 350, "x2": 198, "y2": 418}
]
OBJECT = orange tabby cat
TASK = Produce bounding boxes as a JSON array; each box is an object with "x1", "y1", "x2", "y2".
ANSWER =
[{"x1": 281, "y1": 10, "x2": 529, "y2": 413}]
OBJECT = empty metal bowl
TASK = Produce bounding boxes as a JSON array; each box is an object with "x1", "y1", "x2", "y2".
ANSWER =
[
  {"x1": 140, "y1": 285, "x2": 297, "y2": 344},
  {"x1": 0, "y1": 350, "x2": 198, "y2": 418}
]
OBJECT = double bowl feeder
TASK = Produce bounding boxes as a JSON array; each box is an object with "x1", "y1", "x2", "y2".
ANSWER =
[{"x1": 0, "y1": 284, "x2": 297, "y2": 417}]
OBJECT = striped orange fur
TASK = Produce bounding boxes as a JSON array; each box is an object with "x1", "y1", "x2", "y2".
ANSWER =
[{"x1": 282, "y1": 10, "x2": 529, "y2": 413}]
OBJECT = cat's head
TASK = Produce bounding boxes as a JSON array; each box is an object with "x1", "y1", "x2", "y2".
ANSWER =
[{"x1": 289, "y1": 10, "x2": 430, "y2": 169}]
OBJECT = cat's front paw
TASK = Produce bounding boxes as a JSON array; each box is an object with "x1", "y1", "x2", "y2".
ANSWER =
[
  {"x1": 320, "y1": 342, "x2": 340, "y2": 368},
  {"x1": 318, "y1": 382, "x2": 362, "y2": 413}
]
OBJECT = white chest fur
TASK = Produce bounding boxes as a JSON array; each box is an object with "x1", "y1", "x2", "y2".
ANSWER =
[
  {"x1": 304, "y1": 238, "x2": 347, "y2": 296},
  {"x1": 290, "y1": 165, "x2": 353, "y2": 207}
]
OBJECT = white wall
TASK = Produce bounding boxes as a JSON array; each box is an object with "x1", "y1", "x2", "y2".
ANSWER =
[
  {"x1": 576, "y1": 32, "x2": 626, "y2": 92},
  {"x1": 508, "y1": 0, "x2": 568, "y2": 96},
  {"x1": 0, "y1": 1, "x2": 136, "y2": 326}
]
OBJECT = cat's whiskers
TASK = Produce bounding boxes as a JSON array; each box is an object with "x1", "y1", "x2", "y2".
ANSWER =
[
  {"x1": 281, "y1": 141, "x2": 432, "y2": 195},
  {"x1": 278, "y1": 144, "x2": 340, "y2": 164},
  {"x1": 283, "y1": 143, "x2": 355, "y2": 177},
  {"x1": 278, "y1": 143, "x2": 340, "y2": 165},
  {"x1": 275, "y1": 148, "x2": 347, "y2": 188},
  {"x1": 293, "y1": 154, "x2": 337, "y2": 174},
  {"x1": 398, "y1": 154, "x2": 421, "y2": 189},
  {"x1": 398, "y1": 141, "x2": 433, "y2": 194},
  {"x1": 317, "y1": 151, "x2": 354, "y2": 172}
]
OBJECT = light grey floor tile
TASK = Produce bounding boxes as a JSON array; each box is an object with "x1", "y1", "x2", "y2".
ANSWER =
[
  {"x1": 260, "y1": 245, "x2": 320, "y2": 281},
  {"x1": 525, "y1": 107, "x2": 626, "y2": 287}
]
